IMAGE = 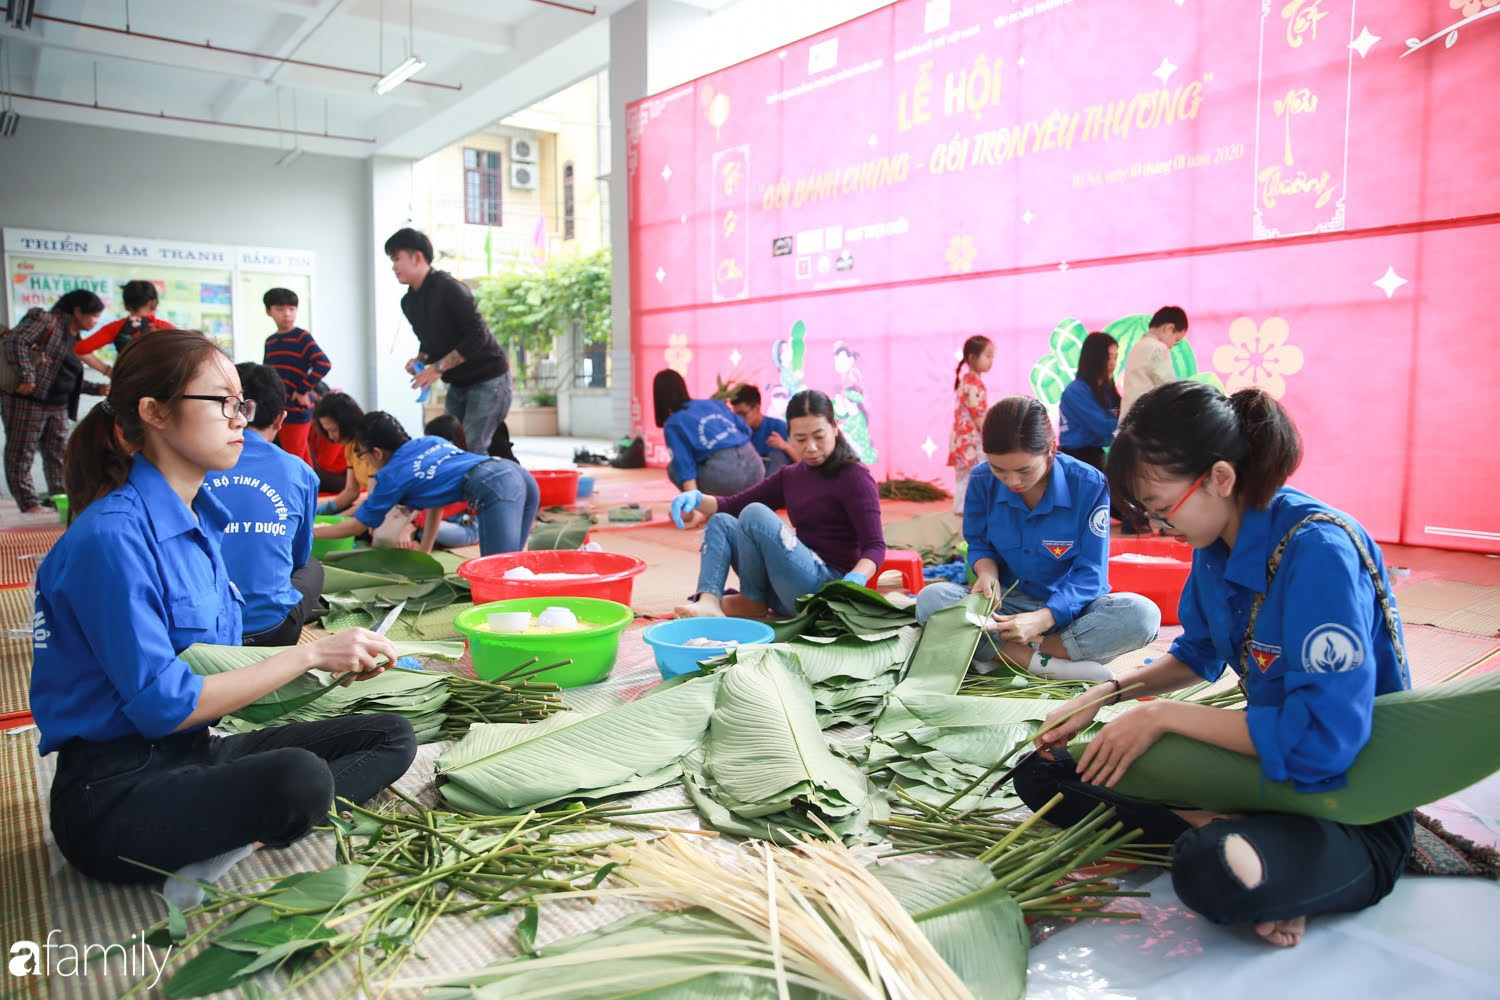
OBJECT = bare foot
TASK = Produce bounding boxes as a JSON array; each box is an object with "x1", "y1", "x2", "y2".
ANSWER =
[
  {"x1": 675, "y1": 595, "x2": 724, "y2": 618},
  {"x1": 721, "y1": 594, "x2": 771, "y2": 619},
  {"x1": 1254, "y1": 916, "x2": 1306, "y2": 947}
]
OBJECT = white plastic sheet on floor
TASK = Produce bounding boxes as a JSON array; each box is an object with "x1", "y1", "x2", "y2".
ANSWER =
[{"x1": 1027, "y1": 770, "x2": 1500, "y2": 999}]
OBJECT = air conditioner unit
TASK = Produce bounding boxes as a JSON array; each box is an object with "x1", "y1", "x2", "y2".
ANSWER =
[
  {"x1": 509, "y1": 162, "x2": 538, "y2": 190},
  {"x1": 510, "y1": 137, "x2": 536, "y2": 163}
]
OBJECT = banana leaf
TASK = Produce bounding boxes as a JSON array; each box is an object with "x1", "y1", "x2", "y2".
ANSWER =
[
  {"x1": 688, "y1": 652, "x2": 884, "y2": 842},
  {"x1": 873, "y1": 594, "x2": 988, "y2": 738},
  {"x1": 323, "y1": 546, "x2": 445, "y2": 581},
  {"x1": 427, "y1": 860, "x2": 1025, "y2": 1000},
  {"x1": 1104, "y1": 670, "x2": 1500, "y2": 824},
  {"x1": 872, "y1": 859, "x2": 1029, "y2": 1000},
  {"x1": 180, "y1": 641, "x2": 463, "y2": 724},
  {"x1": 322, "y1": 600, "x2": 472, "y2": 641},
  {"x1": 436, "y1": 676, "x2": 719, "y2": 812},
  {"x1": 320, "y1": 565, "x2": 405, "y2": 593},
  {"x1": 427, "y1": 909, "x2": 795, "y2": 999}
]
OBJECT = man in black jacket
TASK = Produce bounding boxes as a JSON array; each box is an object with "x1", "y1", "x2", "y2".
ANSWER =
[{"x1": 384, "y1": 228, "x2": 512, "y2": 454}]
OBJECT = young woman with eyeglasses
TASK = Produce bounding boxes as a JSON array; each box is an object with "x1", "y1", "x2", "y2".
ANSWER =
[
  {"x1": 915, "y1": 395, "x2": 1161, "y2": 681},
  {"x1": 1015, "y1": 380, "x2": 1413, "y2": 948},
  {"x1": 35, "y1": 330, "x2": 417, "y2": 907}
]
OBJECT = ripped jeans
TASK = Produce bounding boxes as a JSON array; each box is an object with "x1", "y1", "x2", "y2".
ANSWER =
[
  {"x1": 695, "y1": 503, "x2": 839, "y2": 616},
  {"x1": 1013, "y1": 749, "x2": 1414, "y2": 926}
]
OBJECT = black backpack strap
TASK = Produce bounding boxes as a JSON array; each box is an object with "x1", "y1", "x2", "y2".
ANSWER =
[{"x1": 1236, "y1": 512, "x2": 1409, "y2": 690}]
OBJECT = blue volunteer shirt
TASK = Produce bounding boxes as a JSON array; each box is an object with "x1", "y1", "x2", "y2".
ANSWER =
[
  {"x1": 662, "y1": 399, "x2": 752, "y2": 484},
  {"x1": 1057, "y1": 379, "x2": 1118, "y2": 450},
  {"x1": 1168, "y1": 487, "x2": 1408, "y2": 793},
  {"x1": 747, "y1": 415, "x2": 789, "y2": 458},
  {"x1": 964, "y1": 451, "x2": 1112, "y2": 627},
  {"x1": 30, "y1": 454, "x2": 244, "y2": 757},
  {"x1": 200, "y1": 431, "x2": 318, "y2": 634},
  {"x1": 355, "y1": 436, "x2": 488, "y2": 530}
]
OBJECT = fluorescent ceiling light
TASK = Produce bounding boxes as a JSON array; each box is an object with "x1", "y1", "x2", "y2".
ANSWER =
[
  {"x1": 373, "y1": 56, "x2": 426, "y2": 96},
  {"x1": 275, "y1": 146, "x2": 304, "y2": 167}
]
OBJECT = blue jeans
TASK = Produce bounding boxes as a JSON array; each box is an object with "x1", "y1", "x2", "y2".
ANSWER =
[
  {"x1": 461, "y1": 458, "x2": 539, "y2": 555},
  {"x1": 434, "y1": 512, "x2": 480, "y2": 549},
  {"x1": 445, "y1": 372, "x2": 513, "y2": 455},
  {"x1": 914, "y1": 580, "x2": 1160, "y2": 662},
  {"x1": 764, "y1": 448, "x2": 792, "y2": 475},
  {"x1": 696, "y1": 503, "x2": 838, "y2": 616}
]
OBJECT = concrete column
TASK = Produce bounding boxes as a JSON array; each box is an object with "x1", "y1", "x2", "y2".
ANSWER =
[{"x1": 366, "y1": 155, "x2": 424, "y2": 433}]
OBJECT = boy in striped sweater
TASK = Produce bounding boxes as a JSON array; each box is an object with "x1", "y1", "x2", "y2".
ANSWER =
[{"x1": 262, "y1": 288, "x2": 330, "y2": 466}]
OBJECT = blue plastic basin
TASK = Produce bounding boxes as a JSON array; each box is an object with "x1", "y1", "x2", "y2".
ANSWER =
[{"x1": 642, "y1": 618, "x2": 776, "y2": 680}]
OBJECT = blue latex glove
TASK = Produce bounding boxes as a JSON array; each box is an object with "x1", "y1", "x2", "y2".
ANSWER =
[
  {"x1": 842, "y1": 570, "x2": 869, "y2": 587},
  {"x1": 316, "y1": 499, "x2": 340, "y2": 515},
  {"x1": 670, "y1": 490, "x2": 703, "y2": 529}
]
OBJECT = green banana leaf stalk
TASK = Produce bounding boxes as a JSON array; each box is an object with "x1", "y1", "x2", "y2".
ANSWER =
[{"x1": 1103, "y1": 670, "x2": 1500, "y2": 824}]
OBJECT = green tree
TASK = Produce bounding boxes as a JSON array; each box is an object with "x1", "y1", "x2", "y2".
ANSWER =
[{"x1": 473, "y1": 249, "x2": 611, "y2": 392}]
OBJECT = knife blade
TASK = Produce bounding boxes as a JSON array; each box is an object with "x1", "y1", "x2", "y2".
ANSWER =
[{"x1": 374, "y1": 600, "x2": 407, "y2": 637}]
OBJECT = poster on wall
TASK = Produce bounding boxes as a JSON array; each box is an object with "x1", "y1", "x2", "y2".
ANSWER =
[
  {"x1": 3, "y1": 229, "x2": 314, "y2": 363},
  {"x1": 628, "y1": 0, "x2": 1500, "y2": 551}
]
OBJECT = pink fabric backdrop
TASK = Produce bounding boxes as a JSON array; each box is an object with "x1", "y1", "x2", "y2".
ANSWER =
[{"x1": 628, "y1": 0, "x2": 1500, "y2": 552}]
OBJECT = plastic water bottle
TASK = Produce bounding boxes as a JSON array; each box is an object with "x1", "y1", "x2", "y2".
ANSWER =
[{"x1": 412, "y1": 361, "x2": 431, "y2": 404}]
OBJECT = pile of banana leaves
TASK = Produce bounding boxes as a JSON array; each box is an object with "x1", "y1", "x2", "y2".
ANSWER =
[
  {"x1": 769, "y1": 580, "x2": 916, "y2": 641},
  {"x1": 683, "y1": 651, "x2": 887, "y2": 844},
  {"x1": 435, "y1": 675, "x2": 719, "y2": 813},
  {"x1": 181, "y1": 641, "x2": 465, "y2": 732},
  {"x1": 700, "y1": 627, "x2": 920, "y2": 727},
  {"x1": 319, "y1": 548, "x2": 474, "y2": 640}
]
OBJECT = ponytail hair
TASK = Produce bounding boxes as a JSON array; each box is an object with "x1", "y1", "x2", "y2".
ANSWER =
[
  {"x1": 1107, "y1": 381, "x2": 1301, "y2": 512},
  {"x1": 63, "y1": 329, "x2": 223, "y2": 520},
  {"x1": 954, "y1": 335, "x2": 994, "y2": 389},
  {"x1": 981, "y1": 395, "x2": 1054, "y2": 455}
]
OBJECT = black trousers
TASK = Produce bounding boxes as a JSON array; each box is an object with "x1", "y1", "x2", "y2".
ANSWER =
[
  {"x1": 243, "y1": 557, "x2": 326, "y2": 648},
  {"x1": 50, "y1": 713, "x2": 416, "y2": 884},
  {"x1": 1013, "y1": 750, "x2": 1414, "y2": 926}
]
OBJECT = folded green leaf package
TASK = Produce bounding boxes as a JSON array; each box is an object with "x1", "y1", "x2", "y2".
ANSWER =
[{"x1": 1105, "y1": 671, "x2": 1500, "y2": 824}]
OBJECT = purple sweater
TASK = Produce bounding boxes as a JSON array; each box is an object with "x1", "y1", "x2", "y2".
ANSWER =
[{"x1": 715, "y1": 462, "x2": 886, "y2": 575}]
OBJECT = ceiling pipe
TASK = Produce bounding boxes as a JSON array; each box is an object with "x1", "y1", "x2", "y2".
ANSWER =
[
  {"x1": 1, "y1": 8, "x2": 463, "y2": 91},
  {"x1": 7, "y1": 91, "x2": 376, "y2": 143},
  {"x1": 525, "y1": 0, "x2": 598, "y2": 14}
]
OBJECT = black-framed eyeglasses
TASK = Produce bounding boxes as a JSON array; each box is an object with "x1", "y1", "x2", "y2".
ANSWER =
[{"x1": 179, "y1": 394, "x2": 257, "y2": 421}]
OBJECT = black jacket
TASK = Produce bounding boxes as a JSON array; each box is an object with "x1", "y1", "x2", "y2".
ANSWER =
[{"x1": 399, "y1": 270, "x2": 509, "y2": 386}]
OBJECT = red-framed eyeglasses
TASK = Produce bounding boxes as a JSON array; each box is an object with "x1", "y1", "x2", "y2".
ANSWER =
[{"x1": 1146, "y1": 471, "x2": 1209, "y2": 529}]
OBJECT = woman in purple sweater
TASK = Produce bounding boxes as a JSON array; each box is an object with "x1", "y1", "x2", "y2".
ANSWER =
[{"x1": 670, "y1": 390, "x2": 887, "y2": 618}]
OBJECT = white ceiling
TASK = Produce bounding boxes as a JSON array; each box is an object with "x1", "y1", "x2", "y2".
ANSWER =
[{"x1": 0, "y1": 0, "x2": 646, "y2": 159}]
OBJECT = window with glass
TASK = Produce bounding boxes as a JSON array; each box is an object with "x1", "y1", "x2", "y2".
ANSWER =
[{"x1": 464, "y1": 148, "x2": 502, "y2": 226}]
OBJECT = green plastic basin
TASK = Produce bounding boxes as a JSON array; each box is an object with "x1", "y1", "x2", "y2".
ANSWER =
[
  {"x1": 313, "y1": 515, "x2": 357, "y2": 559},
  {"x1": 52, "y1": 494, "x2": 69, "y2": 525},
  {"x1": 454, "y1": 596, "x2": 634, "y2": 687}
]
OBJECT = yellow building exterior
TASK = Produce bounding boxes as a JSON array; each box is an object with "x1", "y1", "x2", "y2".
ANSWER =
[{"x1": 411, "y1": 72, "x2": 608, "y2": 279}]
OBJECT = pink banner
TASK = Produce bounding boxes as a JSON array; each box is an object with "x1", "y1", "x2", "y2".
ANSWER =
[{"x1": 629, "y1": 0, "x2": 1500, "y2": 551}]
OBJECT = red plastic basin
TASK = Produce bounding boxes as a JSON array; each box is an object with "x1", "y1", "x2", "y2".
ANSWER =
[
  {"x1": 532, "y1": 469, "x2": 581, "y2": 506},
  {"x1": 1109, "y1": 536, "x2": 1193, "y2": 626},
  {"x1": 457, "y1": 549, "x2": 648, "y2": 605}
]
